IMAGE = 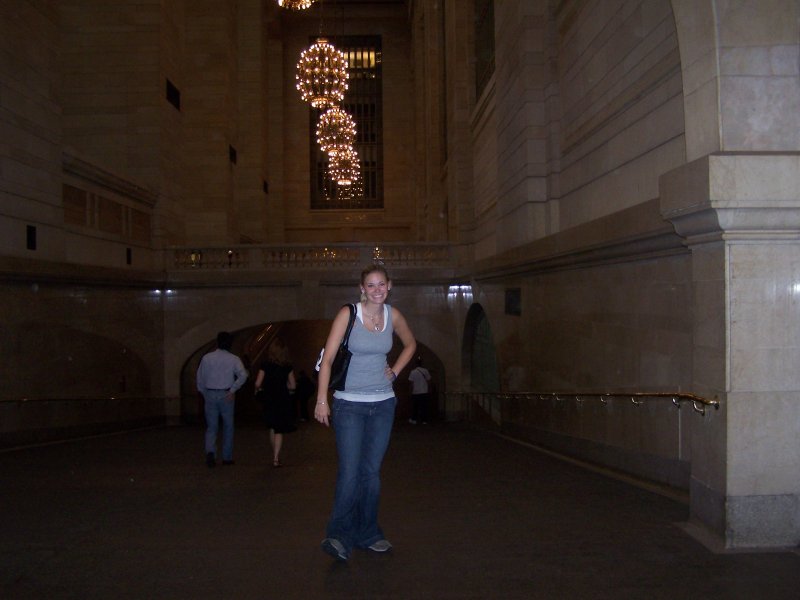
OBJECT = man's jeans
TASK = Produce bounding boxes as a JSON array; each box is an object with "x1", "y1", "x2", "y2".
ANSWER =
[
  {"x1": 204, "y1": 391, "x2": 234, "y2": 461},
  {"x1": 326, "y1": 397, "x2": 396, "y2": 554}
]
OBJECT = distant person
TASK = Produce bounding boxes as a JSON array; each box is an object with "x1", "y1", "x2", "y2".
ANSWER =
[
  {"x1": 408, "y1": 356, "x2": 432, "y2": 424},
  {"x1": 196, "y1": 331, "x2": 248, "y2": 467},
  {"x1": 254, "y1": 343, "x2": 296, "y2": 467},
  {"x1": 314, "y1": 264, "x2": 417, "y2": 562}
]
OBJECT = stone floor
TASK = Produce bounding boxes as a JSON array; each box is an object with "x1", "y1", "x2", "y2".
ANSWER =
[{"x1": 1, "y1": 420, "x2": 798, "y2": 599}]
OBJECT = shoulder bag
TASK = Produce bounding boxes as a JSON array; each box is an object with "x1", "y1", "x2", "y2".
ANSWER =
[{"x1": 315, "y1": 303, "x2": 356, "y2": 391}]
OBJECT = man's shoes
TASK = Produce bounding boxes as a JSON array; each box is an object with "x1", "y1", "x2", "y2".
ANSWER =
[
  {"x1": 206, "y1": 452, "x2": 216, "y2": 468},
  {"x1": 321, "y1": 538, "x2": 349, "y2": 561},
  {"x1": 408, "y1": 418, "x2": 417, "y2": 425},
  {"x1": 222, "y1": 460, "x2": 235, "y2": 466},
  {"x1": 367, "y1": 539, "x2": 393, "y2": 553}
]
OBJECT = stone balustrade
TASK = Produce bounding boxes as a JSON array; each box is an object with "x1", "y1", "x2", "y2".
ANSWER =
[{"x1": 169, "y1": 242, "x2": 456, "y2": 271}]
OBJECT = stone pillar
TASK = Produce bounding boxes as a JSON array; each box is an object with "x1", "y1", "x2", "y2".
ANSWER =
[
  {"x1": 661, "y1": 153, "x2": 800, "y2": 549},
  {"x1": 442, "y1": 0, "x2": 476, "y2": 244},
  {"x1": 410, "y1": 0, "x2": 448, "y2": 242},
  {"x1": 493, "y1": 0, "x2": 550, "y2": 249}
]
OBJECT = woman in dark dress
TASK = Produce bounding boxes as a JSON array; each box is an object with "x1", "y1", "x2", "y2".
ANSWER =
[{"x1": 254, "y1": 343, "x2": 296, "y2": 467}]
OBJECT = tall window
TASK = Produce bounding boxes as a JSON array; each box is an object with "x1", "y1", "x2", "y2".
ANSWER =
[
  {"x1": 310, "y1": 36, "x2": 383, "y2": 209},
  {"x1": 474, "y1": 0, "x2": 494, "y2": 98}
]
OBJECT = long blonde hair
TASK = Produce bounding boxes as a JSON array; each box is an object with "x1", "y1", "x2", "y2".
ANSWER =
[{"x1": 267, "y1": 340, "x2": 290, "y2": 365}]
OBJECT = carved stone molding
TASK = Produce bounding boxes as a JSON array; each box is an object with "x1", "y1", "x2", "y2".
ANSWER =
[
  {"x1": 660, "y1": 153, "x2": 800, "y2": 243},
  {"x1": 62, "y1": 152, "x2": 158, "y2": 208}
]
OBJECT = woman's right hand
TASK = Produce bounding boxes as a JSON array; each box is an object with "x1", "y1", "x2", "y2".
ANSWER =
[{"x1": 314, "y1": 400, "x2": 331, "y2": 427}]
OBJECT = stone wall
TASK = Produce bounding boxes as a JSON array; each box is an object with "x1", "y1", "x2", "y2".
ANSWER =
[
  {"x1": 0, "y1": 1, "x2": 62, "y2": 263},
  {"x1": 553, "y1": 0, "x2": 685, "y2": 231}
]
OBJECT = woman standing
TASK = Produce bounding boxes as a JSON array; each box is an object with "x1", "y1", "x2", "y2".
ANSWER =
[
  {"x1": 254, "y1": 342, "x2": 296, "y2": 467},
  {"x1": 314, "y1": 264, "x2": 416, "y2": 562}
]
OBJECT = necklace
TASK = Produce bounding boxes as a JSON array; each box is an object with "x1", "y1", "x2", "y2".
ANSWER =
[{"x1": 363, "y1": 306, "x2": 382, "y2": 331}]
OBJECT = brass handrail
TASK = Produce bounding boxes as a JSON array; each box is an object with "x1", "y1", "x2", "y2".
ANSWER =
[
  {"x1": 486, "y1": 392, "x2": 719, "y2": 416},
  {"x1": 0, "y1": 396, "x2": 165, "y2": 404}
]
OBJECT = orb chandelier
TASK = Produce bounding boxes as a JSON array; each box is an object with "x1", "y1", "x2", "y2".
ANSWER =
[
  {"x1": 277, "y1": 0, "x2": 317, "y2": 9},
  {"x1": 296, "y1": 38, "x2": 349, "y2": 109},
  {"x1": 328, "y1": 146, "x2": 360, "y2": 186},
  {"x1": 332, "y1": 175, "x2": 364, "y2": 204},
  {"x1": 316, "y1": 107, "x2": 356, "y2": 156}
]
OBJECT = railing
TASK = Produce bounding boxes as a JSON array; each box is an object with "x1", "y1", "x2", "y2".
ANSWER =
[
  {"x1": 489, "y1": 391, "x2": 719, "y2": 416},
  {"x1": 449, "y1": 391, "x2": 718, "y2": 416},
  {"x1": 448, "y1": 390, "x2": 720, "y2": 490},
  {"x1": 168, "y1": 242, "x2": 455, "y2": 270},
  {"x1": 0, "y1": 396, "x2": 170, "y2": 447},
  {"x1": 0, "y1": 396, "x2": 165, "y2": 403}
]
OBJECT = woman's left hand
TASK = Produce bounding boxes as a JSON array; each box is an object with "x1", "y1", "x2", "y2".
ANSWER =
[{"x1": 384, "y1": 366, "x2": 397, "y2": 382}]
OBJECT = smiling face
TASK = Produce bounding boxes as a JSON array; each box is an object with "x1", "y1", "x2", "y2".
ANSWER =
[{"x1": 361, "y1": 268, "x2": 391, "y2": 306}]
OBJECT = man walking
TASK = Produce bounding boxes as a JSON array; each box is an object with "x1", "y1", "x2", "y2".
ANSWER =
[
  {"x1": 408, "y1": 356, "x2": 432, "y2": 424},
  {"x1": 196, "y1": 331, "x2": 248, "y2": 467}
]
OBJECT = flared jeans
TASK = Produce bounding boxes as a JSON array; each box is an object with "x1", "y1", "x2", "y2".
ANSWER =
[{"x1": 326, "y1": 397, "x2": 397, "y2": 555}]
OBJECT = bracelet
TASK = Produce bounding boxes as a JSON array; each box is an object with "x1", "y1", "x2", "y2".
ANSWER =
[
  {"x1": 316, "y1": 401, "x2": 327, "y2": 405},
  {"x1": 390, "y1": 370, "x2": 397, "y2": 381}
]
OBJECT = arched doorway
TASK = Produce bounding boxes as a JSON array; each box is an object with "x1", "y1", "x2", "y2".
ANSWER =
[
  {"x1": 462, "y1": 303, "x2": 500, "y2": 424},
  {"x1": 179, "y1": 320, "x2": 330, "y2": 424},
  {"x1": 180, "y1": 319, "x2": 446, "y2": 424},
  {"x1": 462, "y1": 303, "x2": 499, "y2": 392},
  {"x1": 390, "y1": 342, "x2": 445, "y2": 423}
]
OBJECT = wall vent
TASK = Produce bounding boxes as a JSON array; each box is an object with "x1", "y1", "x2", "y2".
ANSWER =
[
  {"x1": 166, "y1": 79, "x2": 181, "y2": 110},
  {"x1": 26, "y1": 225, "x2": 36, "y2": 250}
]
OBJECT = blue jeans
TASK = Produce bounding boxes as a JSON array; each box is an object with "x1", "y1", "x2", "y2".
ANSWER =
[
  {"x1": 326, "y1": 397, "x2": 397, "y2": 554},
  {"x1": 204, "y1": 391, "x2": 235, "y2": 461}
]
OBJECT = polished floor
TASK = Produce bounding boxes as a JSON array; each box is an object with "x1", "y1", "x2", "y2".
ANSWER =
[{"x1": 1, "y1": 420, "x2": 798, "y2": 599}]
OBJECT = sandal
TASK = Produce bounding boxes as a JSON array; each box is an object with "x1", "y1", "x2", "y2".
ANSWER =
[{"x1": 273, "y1": 460, "x2": 282, "y2": 468}]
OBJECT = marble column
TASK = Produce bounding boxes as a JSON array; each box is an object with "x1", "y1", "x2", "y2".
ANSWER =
[{"x1": 661, "y1": 153, "x2": 800, "y2": 549}]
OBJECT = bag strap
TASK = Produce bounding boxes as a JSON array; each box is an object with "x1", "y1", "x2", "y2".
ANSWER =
[
  {"x1": 315, "y1": 304, "x2": 357, "y2": 374},
  {"x1": 341, "y1": 303, "x2": 356, "y2": 350}
]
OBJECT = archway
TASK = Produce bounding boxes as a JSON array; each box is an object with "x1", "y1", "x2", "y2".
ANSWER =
[
  {"x1": 180, "y1": 319, "x2": 330, "y2": 424},
  {"x1": 180, "y1": 319, "x2": 446, "y2": 424},
  {"x1": 461, "y1": 303, "x2": 500, "y2": 425},
  {"x1": 462, "y1": 303, "x2": 499, "y2": 393}
]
